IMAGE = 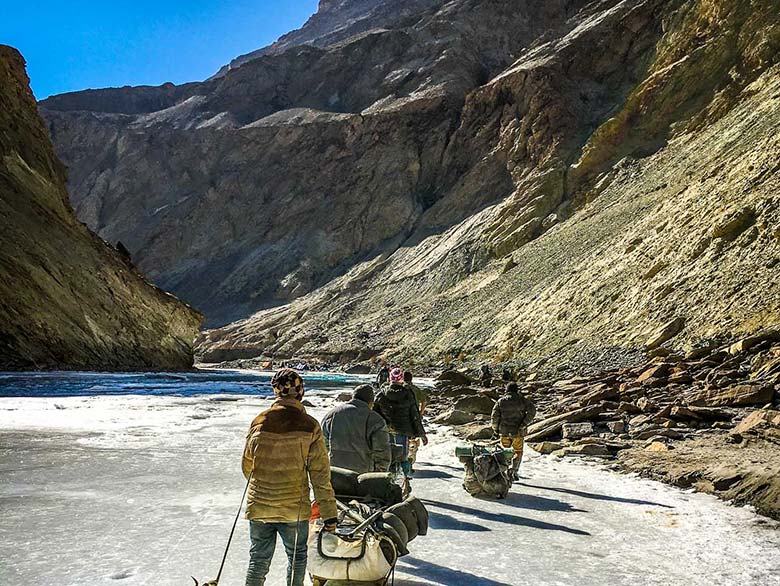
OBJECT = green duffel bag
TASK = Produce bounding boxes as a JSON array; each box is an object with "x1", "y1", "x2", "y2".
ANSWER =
[
  {"x1": 356, "y1": 472, "x2": 403, "y2": 505},
  {"x1": 405, "y1": 496, "x2": 429, "y2": 536},
  {"x1": 330, "y1": 467, "x2": 360, "y2": 497},
  {"x1": 386, "y1": 501, "x2": 419, "y2": 541}
]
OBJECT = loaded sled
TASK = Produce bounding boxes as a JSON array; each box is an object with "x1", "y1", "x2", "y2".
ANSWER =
[
  {"x1": 455, "y1": 443, "x2": 514, "y2": 499},
  {"x1": 309, "y1": 468, "x2": 429, "y2": 586}
]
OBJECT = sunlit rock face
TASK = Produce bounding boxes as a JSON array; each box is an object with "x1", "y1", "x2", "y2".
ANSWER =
[
  {"x1": 0, "y1": 45, "x2": 202, "y2": 370},
  {"x1": 41, "y1": 0, "x2": 780, "y2": 367}
]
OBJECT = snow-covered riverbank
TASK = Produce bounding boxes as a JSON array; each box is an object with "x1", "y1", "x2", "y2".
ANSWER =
[{"x1": 2, "y1": 390, "x2": 780, "y2": 586}]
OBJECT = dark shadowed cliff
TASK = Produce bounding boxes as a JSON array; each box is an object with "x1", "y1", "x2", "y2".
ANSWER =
[
  {"x1": 0, "y1": 45, "x2": 202, "y2": 370},
  {"x1": 40, "y1": 0, "x2": 780, "y2": 368}
]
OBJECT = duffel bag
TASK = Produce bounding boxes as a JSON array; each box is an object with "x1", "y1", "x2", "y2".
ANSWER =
[
  {"x1": 307, "y1": 529, "x2": 395, "y2": 582},
  {"x1": 356, "y1": 472, "x2": 403, "y2": 505},
  {"x1": 380, "y1": 512, "x2": 409, "y2": 555},
  {"x1": 406, "y1": 496, "x2": 429, "y2": 536},
  {"x1": 386, "y1": 500, "x2": 419, "y2": 541},
  {"x1": 330, "y1": 467, "x2": 360, "y2": 497}
]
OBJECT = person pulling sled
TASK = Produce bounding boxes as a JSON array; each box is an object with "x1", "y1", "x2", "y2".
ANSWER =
[{"x1": 490, "y1": 382, "x2": 536, "y2": 481}]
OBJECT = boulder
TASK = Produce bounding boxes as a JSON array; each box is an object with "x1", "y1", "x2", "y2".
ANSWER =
[
  {"x1": 606, "y1": 421, "x2": 626, "y2": 433},
  {"x1": 731, "y1": 409, "x2": 780, "y2": 443},
  {"x1": 668, "y1": 371, "x2": 693, "y2": 385},
  {"x1": 435, "y1": 409, "x2": 476, "y2": 426},
  {"x1": 632, "y1": 427, "x2": 683, "y2": 441},
  {"x1": 629, "y1": 414, "x2": 653, "y2": 427},
  {"x1": 528, "y1": 441, "x2": 564, "y2": 455},
  {"x1": 687, "y1": 384, "x2": 775, "y2": 408},
  {"x1": 576, "y1": 384, "x2": 619, "y2": 406},
  {"x1": 636, "y1": 364, "x2": 670, "y2": 383},
  {"x1": 562, "y1": 422, "x2": 595, "y2": 439},
  {"x1": 436, "y1": 370, "x2": 474, "y2": 387},
  {"x1": 453, "y1": 395, "x2": 496, "y2": 415},
  {"x1": 645, "y1": 317, "x2": 686, "y2": 350},
  {"x1": 727, "y1": 330, "x2": 780, "y2": 355},
  {"x1": 684, "y1": 405, "x2": 733, "y2": 420},
  {"x1": 525, "y1": 404, "x2": 603, "y2": 442},
  {"x1": 551, "y1": 444, "x2": 612, "y2": 457}
]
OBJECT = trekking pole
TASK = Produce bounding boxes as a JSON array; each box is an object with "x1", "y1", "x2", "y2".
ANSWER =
[{"x1": 214, "y1": 476, "x2": 251, "y2": 585}]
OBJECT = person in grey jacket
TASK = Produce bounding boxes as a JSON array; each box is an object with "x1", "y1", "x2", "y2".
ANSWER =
[{"x1": 322, "y1": 384, "x2": 392, "y2": 474}]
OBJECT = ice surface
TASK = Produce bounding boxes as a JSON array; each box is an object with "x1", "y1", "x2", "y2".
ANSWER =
[{"x1": 1, "y1": 373, "x2": 779, "y2": 586}]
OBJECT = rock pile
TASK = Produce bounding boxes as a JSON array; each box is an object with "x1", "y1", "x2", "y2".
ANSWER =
[
  {"x1": 433, "y1": 330, "x2": 780, "y2": 456},
  {"x1": 428, "y1": 330, "x2": 780, "y2": 516}
]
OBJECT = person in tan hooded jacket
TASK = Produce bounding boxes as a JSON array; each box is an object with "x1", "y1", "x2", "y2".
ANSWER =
[{"x1": 242, "y1": 368, "x2": 337, "y2": 586}]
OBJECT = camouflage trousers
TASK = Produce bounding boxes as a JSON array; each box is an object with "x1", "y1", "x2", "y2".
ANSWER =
[{"x1": 500, "y1": 434, "x2": 525, "y2": 473}]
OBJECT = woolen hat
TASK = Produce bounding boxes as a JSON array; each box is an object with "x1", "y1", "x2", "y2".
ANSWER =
[
  {"x1": 271, "y1": 368, "x2": 304, "y2": 400},
  {"x1": 389, "y1": 367, "x2": 404, "y2": 383}
]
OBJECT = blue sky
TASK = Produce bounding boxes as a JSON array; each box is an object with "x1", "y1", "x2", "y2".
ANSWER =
[{"x1": 1, "y1": 0, "x2": 319, "y2": 99}]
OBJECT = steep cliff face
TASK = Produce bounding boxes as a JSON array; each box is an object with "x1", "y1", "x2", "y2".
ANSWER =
[
  {"x1": 42, "y1": 0, "x2": 606, "y2": 326},
  {"x1": 41, "y1": 0, "x2": 780, "y2": 367},
  {"x1": 0, "y1": 45, "x2": 202, "y2": 370}
]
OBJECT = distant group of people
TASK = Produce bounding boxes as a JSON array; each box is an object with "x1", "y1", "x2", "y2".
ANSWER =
[{"x1": 240, "y1": 365, "x2": 429, "y2": 586}]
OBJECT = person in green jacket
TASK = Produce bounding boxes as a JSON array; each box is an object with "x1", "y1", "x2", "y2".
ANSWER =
[{"x1": 491, "y1": 382, "x2": 536, "y2": 481}]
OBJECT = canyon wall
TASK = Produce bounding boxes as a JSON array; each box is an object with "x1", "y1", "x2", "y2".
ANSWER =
[{"x1": 0, "y1": 45, "x2": 202, "y2": 370}]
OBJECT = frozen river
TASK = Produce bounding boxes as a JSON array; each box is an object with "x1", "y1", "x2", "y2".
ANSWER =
[{"x1": 1, "y1": 370, "x2": 779, "y2": 586}]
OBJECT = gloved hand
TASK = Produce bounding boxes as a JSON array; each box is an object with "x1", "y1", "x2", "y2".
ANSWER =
[
  {"x1": 323, "y1": 518, "x2": 338, "y2": 533},
  {"x1": 421, "y1": 435, "x2": 429, "y2": 446}
]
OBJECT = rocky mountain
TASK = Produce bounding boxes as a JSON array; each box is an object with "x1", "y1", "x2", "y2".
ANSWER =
[
  {"x1": 40, "y1": 0, "x2": 780, "y2": 369},
  {"x1": 0, "y1": 45, "x2": 202, "y2": 370},
  {"x1": 213, "y1": 0, "x2": 443, "y2": 77}
]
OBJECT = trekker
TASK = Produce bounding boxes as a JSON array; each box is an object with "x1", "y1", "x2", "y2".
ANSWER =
[
  {"x1": 321, "y1": 384, "x2": 392, "y2": 474},
  {"x1": 491, "y1": 382, "x2": 536, "y2": 481},
  {"x1": 403, "y1": 371, "x2": 429, "y2": 472},
  {"x1": 373, "y1": 368, "x2": 427, "y2": 494},
  {"x1": 376, "y1": 364, "x2": 390, "y2": 387},
  {"x1": 242, "y1": 368, "x2": 338, "y2": 586},
  {"x1": 480, "y1": 364, "x2": 492, "y2": 388}
]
